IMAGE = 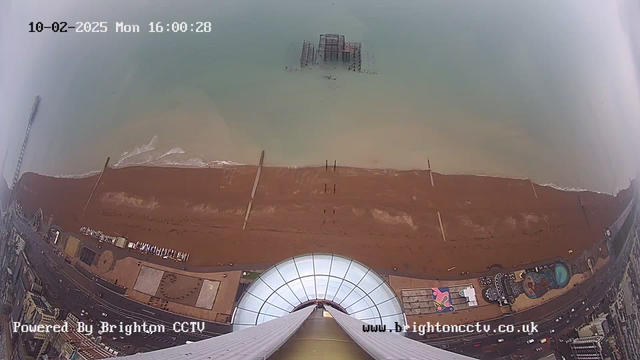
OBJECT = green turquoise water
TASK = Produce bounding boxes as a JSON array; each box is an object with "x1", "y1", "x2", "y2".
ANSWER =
[{"x1": 2, "y1": 0, "x2": 639, "y2": 193}]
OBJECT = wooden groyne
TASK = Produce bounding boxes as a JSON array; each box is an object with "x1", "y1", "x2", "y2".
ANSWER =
[
  {"x1": 243, "y1": 150, "x2": 265, "y2": 230},
  {"x1": 83, "y1": 157, "x2": 110, "y2": 214}
]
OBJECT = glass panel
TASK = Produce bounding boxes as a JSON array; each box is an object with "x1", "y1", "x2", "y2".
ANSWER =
[
  {"x1": 358, "y1": 272, "x2": 383, "y2": 294},
  {"x1": 353, "y1": 308, "x2": 378, "y2": 323},
  {"x1": 325, "y1": 277, "x2": 342, "y2": 301},
  {"x1": 294, "y1": 256, "x2": 314, "y2": 277},
  {"x1": 344, "y1": 261, "x2": 368, "y2": 285},
  {"x1": 369, "y1": 285, "x2": 394, "y2": 304},
  {"x1": 315, "y1": 275, "x2": 329, "y2": 299},
  {"x1": 287, "y1": 278, "x2": 309, "y2": 303},
  {"x1": 276, "y1": 284, "x2": 302, "y2": 307},
  {"x1": 376, "y1": 298, "x2": 403, "y2": 317},
  {"x1": 238, "y1": 292, "x2": 265, "y2": 313},
  {"x1": 346, "y1": 297, "x2": 372, "y2": 314},
  {"x1": 232, "y1": 254, "x2": 407, "y2": 332},
  {"x1": 233, "y1": 309, "x2": 258, "y2": 325},
  {"x1": 300, "y1": 276, "x2": 316, "y2": 299},
  {"x1": 257, "y1": 313, "x2": 278, "y2": 325},
  {"x1": 313, "y1": 254, "x2": 333, "y2": 275},
  {"x1": 333, "y1": 279, "x2": 355, "y2": 304},
  {"x1": 266, "y1": 292, "x2": 295, "y2": 312},
  {"x1": 260, "y1": 267, "x2": 285, "y2": 290},
  {"x1": 330, "y1": 256, "x2": 351, "y2": 278},
  {"x1": 342, "y1": 286, "x2": 367, "y2": 309},
  {"x1": 233, "y1": 324, "x2": 253, "y2": 331},
  {"x1": 249, "y1": 279, "x2": 273, "y2": 300},
  {"x1": 261, "y1": 303, "x2": 290, "y2": 318},
  {"x1": 276, "y1": 259, "x2": 300, "y2": 283}
]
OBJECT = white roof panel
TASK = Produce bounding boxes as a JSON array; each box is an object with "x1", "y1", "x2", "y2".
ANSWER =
[{"x1": 232, "y1": 254, "x2": 406, "y2": 333}]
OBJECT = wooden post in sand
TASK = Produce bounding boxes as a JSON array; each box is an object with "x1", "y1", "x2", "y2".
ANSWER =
[
  {"x1": 243, "y1": 150, "x2": 265, "y2": 230},
  {"x1": 529, "y1": 179, "x2": 538, "y2": 198},
  {"x1": 428, "y1": 159, "x2": 434, "y2": 187},
  {"x1": 578, "y1": 195, "x2": 590, "y2": 227},
  {"x1": 83, "y1": 157, "x2": 110, "y2": 214},
  {"x1": 437, "y1": 211, "x2": 446, "y2": 242}
]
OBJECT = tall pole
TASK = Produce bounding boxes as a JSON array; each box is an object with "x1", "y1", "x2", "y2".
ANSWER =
[
  {"x1": 83, "y1": 157, "x2": 110, "y2": 214},
  {"x1": 12, "y1": 96, "x2": 40, "y2": 191}
]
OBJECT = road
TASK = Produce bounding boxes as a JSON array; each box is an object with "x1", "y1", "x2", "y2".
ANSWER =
[
  {"x1": 429, "y1": 219, "x2": 638, "y2": 359},
  {"x1": 12, "y1": 217, "x2": 232, "y2": 354}
]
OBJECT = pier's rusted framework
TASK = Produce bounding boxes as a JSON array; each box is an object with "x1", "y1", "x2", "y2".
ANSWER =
[{"x1": 299, "y1": 34, "x2": 362, "y2": 72}]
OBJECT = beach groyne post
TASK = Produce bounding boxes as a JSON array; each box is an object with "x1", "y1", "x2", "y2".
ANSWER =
[
  {"x1": 578, "y1": 195, "x2": 590, "y2": 227},
  {"x1": 530, "y1": 179, "x2": 538, "y2": 199},
  {"x1": 437, "y1": 211, "x2": 446, "y2": 242},
  {"x1": 83, "y1": 157, "x2": 110, "y2": 214},
  {"x1": 428, "y1": 158, "x2": 435, "y2": 187},
  {"x1": 243, "y1": 150, "x2": 265, "y2": 230},
  {"x1": 333, "y1": 160, "x2": 336, "y2": 172},
  {"x1": 326, "y1": 160, "x2": 328, "y2": 171}
]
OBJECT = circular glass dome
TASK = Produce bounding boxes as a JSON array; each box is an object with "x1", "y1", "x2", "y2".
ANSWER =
[{"x1": 232, "y1": 254, "x2": 406, "y2": 332}]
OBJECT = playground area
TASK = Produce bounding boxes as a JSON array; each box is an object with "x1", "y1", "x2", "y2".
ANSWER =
[{"x1": 132, "y1": 266, "x2": 219, "y2": 309}]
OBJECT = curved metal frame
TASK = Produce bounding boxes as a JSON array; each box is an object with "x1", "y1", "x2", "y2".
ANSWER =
[{"x1": 232, "y1": 253, "x2": 406, "y2": 331}]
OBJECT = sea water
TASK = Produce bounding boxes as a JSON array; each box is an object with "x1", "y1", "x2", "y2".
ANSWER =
[{"x1": 2, "y1": 0, "x2": 640, "y2": 194}]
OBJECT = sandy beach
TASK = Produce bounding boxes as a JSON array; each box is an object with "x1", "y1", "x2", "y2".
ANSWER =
[{"x1": 14, "y1": 165, "x2": 633, "y2": 275}]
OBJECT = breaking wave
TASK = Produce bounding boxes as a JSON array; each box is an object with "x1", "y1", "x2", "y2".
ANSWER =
[
  {"x1": 114, "y1": 135, "x2": 159, "y2": 167},
  {"x1": 156, "y1": 147, "x2": 186, "y2": 160},
  {"x1": 53, "y1": 170, "x2": 103, "y2": 179},
  {"x1": 113, "y1": 136, "x2": 243, "y2": 168},
  {"x1": 538, "y1": 182, "x2": 600, "y2": 193},
  {"x1": 50, "y1": 136, "x2": 242, "y2": 179}
]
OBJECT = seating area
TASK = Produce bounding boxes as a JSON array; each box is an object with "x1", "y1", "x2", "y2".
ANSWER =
[{"x1": 133, "y1": 242, "x2": 190, "y2": 262}]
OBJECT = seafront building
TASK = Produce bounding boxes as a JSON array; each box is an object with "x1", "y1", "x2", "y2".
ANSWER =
[
  {"x1": 577, "y1": 313, "x2": 609, "y2": 338},
  {"x1": 0, "y1": 209, "x2": 114, "y2": 360},
  {"x1": 568, "y1": 336, "x2": 606, "y2": 360},
  {"x1": 19, "y1": 291, "x2": 58, "y2": 359}
]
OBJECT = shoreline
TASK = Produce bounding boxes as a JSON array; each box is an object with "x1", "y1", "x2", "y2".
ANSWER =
[{"x1": 43, "y1": 162, "x2": 611, "y2": 195}]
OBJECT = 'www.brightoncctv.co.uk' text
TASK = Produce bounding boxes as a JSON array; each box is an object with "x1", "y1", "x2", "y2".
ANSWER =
[{"x1": 363, "y1": 322, "x2": 539, "y2": 336}]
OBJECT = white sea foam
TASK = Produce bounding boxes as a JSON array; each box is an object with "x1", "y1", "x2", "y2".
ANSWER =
[
  {"x1": 157, "y1": 147, "x2": 186, "y2": 159},
  {"x1": 110, "y1": 136, "x2": 244, "y2": 168},
  {"x1": 114, "y1": 135, "x2": 158, "y2": 167},
  {"x1": 48, "y1": 138, "x2": 611, "y2": 194},
  {"x1": 53, "y1": 170, "x2": 102, "y2": 179},
  {"x1": 49, "y1": 136, "x2": 244, "y2": 179},
  {"x1": 157, "y1": 158, "x2": 243, "y2": 167},
  {"x1": 538, "y1": 183, "x2": 601, "y2": 193}
]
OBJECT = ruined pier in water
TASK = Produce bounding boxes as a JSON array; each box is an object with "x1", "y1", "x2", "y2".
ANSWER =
[
  {"x1": 300, "y1": 41, "x2": 315, "y2": 67},
  {"x1": 298, "y1": 34, "x2": 363, "y2": 72}
]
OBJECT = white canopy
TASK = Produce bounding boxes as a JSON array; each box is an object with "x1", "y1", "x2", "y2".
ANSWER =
[{"x1": 232, "y1": 254, "x2": 406, "y2": 333}]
